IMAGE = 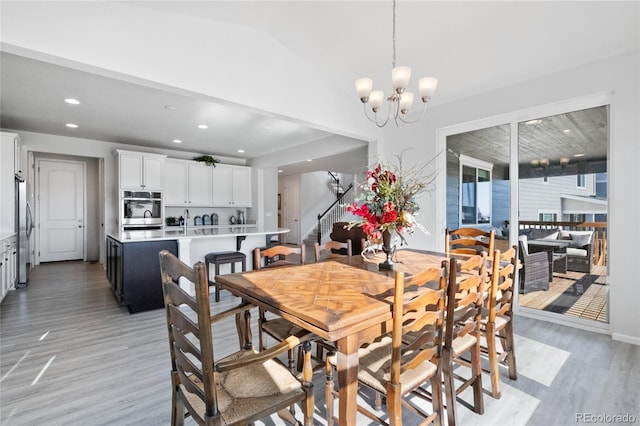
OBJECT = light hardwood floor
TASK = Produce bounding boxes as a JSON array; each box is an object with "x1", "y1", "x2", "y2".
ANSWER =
[{"x1": 1, "y1": 261, "x2": 638, "y2": 425}]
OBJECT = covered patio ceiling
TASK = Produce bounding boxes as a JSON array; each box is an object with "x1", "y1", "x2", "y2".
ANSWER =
[{"x1": 446, "y1": 105, "x2": 608, "y2": 179}]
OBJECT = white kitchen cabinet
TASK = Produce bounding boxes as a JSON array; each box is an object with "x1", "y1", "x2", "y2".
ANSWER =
[
  {"x1": 0, "y1": 132, "x2": 17, "y2": 234},
  {"x1": 212, "y1": 164, "x2": 252, "y2": 207},
  {"x1": 117, "y1": 150, "x2": 166, "y2": 191},
  {"x1": 0, "y1": 235, "x2": 17, "y2": 303},
  {"x1": 164, "y1": 159, "x2": 213, "y2": 207}
]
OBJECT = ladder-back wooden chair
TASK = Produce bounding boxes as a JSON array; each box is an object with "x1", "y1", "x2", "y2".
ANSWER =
[
  {"x1": 254, "y1": 244, "x2": 311, "y2": 374},
  {"x1": 325, "y1": 263, "x2": 449, "y2": 426},
  {"x1": 442, "y1": 255, "x2": 486, "y2": 426},
  {"x1": 313, "y1": 239, "x2": 352, "y2": 262},
  {"x1": 158, "y1": 250, "x2": 314, "y2": 425},
  {"x1": 446, "y1": 227, "x2": 495, "y2": 257},
  {"x1": 482, "y1": 245, "x2": 519, "y2": 399}
]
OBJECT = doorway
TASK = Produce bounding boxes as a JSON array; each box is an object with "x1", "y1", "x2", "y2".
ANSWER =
[
  {"x1": 280, "y1": 175, "x2": 300, "y2": 244},
  {"x1": 34, "y1": 154, "x2": 102, "y2": 265}
]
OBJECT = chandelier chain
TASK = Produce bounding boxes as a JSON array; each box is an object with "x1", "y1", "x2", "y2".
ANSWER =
[{"x1": 392, "y1": 0, "x2": 397, "y2": 68}]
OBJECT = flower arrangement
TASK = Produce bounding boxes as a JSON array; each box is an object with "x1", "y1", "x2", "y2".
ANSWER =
[{"x1": 346, "y1": 151, "x2": 436, "y2": 246}]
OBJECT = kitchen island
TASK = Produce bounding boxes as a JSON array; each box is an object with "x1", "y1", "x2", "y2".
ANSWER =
[{"x1": 105, "y1": 225, "x2": 289, "y2": 312}]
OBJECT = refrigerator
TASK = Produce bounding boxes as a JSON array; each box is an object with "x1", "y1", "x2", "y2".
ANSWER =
[{"x1": 15, "y1": 178, "x2": 34, "y2": 287}]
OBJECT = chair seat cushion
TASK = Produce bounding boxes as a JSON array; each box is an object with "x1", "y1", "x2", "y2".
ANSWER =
[
  {"x1": 481, "y1": 314, "x2": 510, "y2": 332},
  {"x1": 356, "y1": 335, "x2": 437, "y2": 395},
  {"x1": 452, "y1": 333, "x2": 477, "y2": 357},
  {"x1": 566, "y1": 247, "x2": 588, "y2": 257},
  {"x1": 182, "y1": 349, "x2": 305, "y2": 424}
]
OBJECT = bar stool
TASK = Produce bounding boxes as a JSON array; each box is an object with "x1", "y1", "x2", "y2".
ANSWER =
[{"x1": 204, "y1": 251, "x2": 247, "y2": 302}]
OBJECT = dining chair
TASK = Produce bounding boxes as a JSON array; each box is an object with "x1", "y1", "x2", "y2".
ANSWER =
[
  {"x1": 442, "y1": 255, "x2": 486, "y2": 426},
  {"x1": 481, "y1": 245, "x2": 519, "y2": 399},
  {"x1": 158, "y1": 250, "x2": 314, "y2": 426},
  {"x1": 313, "y1": 239, "x2": 352, "y2": 262},
  {"x1": 445, "y1": 227, "x2": 495, "y2": 257},
  {"x1": 254, "y1": 244, "x2": 310, "y2": 373},
  {"x1": 324, "y1": 262, "x2": 449, "y2": 426}
]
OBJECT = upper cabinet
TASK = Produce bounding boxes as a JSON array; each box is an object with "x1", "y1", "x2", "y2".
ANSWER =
[
  {"x1": 212, "y1": 164, "x2": 252, "y2": 207},
  {"x1": 164, "y1": 159, "x2": 213, "y2": 207},
  {"x1": 117, "y1": 150, "x2": 166, "y2": 191},
  {"x1": 0, "y1": 132, "x2": 19, "y2": 233}
]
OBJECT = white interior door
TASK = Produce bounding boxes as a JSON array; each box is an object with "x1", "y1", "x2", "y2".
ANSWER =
[
  {"x1": 282, "y1": 176, "x2": 300, "y2": 244},
  {"x1": 38, "y1": 159, "x2": 85, "y2": 262}
]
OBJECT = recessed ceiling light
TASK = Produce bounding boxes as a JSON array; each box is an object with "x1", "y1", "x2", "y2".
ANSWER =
[
  {"x1": 173, "y1": 139, "x2": 182, "y2": 144},
  {"x1": 64, "y1": 98, "x2": 80, "y2": 105},
  {"x1": 237, "y1": 149, "x2": 245, "y2": 153},
  {"x1": 573, "y1": 153, "x2": 585, "y2": 157},
  {"x1": 278, "y1": 169, "x2": 283, "y2": 173},
  {"x1": 164, "y1": 105, "x2": 176, "y2": 110},
  {"x1": 66, "y1": 123, "x2": 78, "y2": 128},
  {"x1": 307, "y1": 159, "x2": 312, "y2": 162},
  {"x1": 525, "y1": 119, "x2": 542, "y2": 125},
  {"x1": 197, "y1": 124, "x2": 208, "y2": 129},
  {"x1": 563, "y1": 129, "x2": 571, "y2": 134}
]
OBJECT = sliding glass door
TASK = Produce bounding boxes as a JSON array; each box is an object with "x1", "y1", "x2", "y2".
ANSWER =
[{"x1": 444, "y1": 101, "x2": 609, "y2": 329}]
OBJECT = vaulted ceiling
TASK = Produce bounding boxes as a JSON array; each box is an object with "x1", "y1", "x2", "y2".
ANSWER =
[{"x1": 0, "y1": 1, "x2": 637, "y2": 175}]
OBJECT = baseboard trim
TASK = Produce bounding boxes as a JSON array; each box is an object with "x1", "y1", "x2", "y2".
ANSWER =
[{"x1": 611, "y1": 332, "x2": 640, "y2": 346}]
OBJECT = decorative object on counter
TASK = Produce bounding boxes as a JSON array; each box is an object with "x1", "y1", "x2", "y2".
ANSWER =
[
  {"x1": 203, "y1": 214, "x2": 211, "y2": 225},
  {"x1": 194, "y1": 215, "x2": 203, "y2": 226},
  {"x1": 211, "y1": 213, "x2": 218, "y2": 225},
  {"x1": 229, "y1": 215, "x2": 236, "y2": 225},
  {"x1": 165, "y1": 216, "x2": 177, "y2": 226},
  {"x1": 193, "y1": 155, "x2": 220, "y2": 167},
  {"x1": 237, "y1": 210, "x2": 245, "y2": 225},
  {"x1": 346, "y1": 150, "x2": 436, "y2": 268}
]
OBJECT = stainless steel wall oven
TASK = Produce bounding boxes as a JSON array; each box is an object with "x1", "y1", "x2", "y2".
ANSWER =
[{"x1": 122, "y1": 191, "x2": 162, "y2": 230}]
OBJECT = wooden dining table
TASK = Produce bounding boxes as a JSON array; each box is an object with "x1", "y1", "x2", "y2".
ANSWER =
[{"x1": 215, "y1": 248, "x2": 449, "y2": 425}]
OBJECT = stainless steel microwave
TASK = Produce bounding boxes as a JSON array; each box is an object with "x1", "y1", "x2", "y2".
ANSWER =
[{"x1": 122, "y1": 191, "x2": 162, "y2": 229}]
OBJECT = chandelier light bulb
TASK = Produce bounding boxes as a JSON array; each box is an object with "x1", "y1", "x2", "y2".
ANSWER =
[
  {"x1": 355, "y1": 78, "x2": 373, "y2": 102},
  {"x1": 392, "y1": 66, "x2": 411, "y2": 94},
  {"x1": 419, "y1": 77, "x2": 438, "y2": 101},
  {"x1": 369, "y1": 90, "x2": 385, "y2": 112},
  {"x1": 399, "y1": 92, "x2": 414, "y2": 114}
]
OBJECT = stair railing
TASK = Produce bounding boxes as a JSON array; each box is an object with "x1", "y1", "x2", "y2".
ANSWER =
[
  {"x1": 327, "y1": 171, "x2": 342, "y2": 198},
  {"x1": 316, "y1": 182, "x2": 354, "y2": 244}
]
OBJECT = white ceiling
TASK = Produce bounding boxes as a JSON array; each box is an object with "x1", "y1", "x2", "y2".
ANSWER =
[{"x1": 0, "y1": 1, "x2": 638, "y2": 174}]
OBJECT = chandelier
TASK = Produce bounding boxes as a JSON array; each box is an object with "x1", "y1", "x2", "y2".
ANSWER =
[{"x1": 355, "y1": 0, "x2": 438, "y2": 127}]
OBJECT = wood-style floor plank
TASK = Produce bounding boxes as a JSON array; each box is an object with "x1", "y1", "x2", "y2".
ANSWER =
[{"x1": 1, "y1": 261, "x2": 638, "y2": 425}]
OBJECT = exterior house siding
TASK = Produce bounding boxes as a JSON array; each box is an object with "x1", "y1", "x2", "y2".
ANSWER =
[{"x1": 519, "y1": 174, "x2": 596, "y2": 221}]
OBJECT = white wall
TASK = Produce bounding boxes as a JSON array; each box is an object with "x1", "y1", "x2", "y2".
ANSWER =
[{"x1": 379, "y1": 50, "x2": 640, "y2": 344}]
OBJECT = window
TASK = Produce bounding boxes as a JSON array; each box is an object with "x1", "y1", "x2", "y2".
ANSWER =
[
  {"x1": 460, "y1": 155, "x2": 493, "y2": 225},
  {"x1": 539, "y1": 212, "x2": 557, "y2": 222},
  {"x1": 577, "y1": 174, "x2": 586, "y2": 188}
]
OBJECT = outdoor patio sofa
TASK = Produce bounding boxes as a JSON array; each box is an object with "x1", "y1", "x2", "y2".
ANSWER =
[{"x1": 520, "y1": 228, "x2": 593, "y2": 274}]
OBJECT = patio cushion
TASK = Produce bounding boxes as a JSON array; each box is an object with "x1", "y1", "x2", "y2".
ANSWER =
[
  {"x1": 566, "y1": 247, "x2": 588, "y2": 257},
  {"x1": 530, "y1": 228, "x2": 560, "y2": 239}
]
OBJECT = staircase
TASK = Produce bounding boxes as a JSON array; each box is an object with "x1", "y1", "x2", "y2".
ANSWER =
[{"x1": 302, "y1": 172, "x2": 354, "y2": 248}]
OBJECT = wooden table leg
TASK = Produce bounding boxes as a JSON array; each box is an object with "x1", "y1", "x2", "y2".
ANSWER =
[{"x1": 336, "y1": 334, "x2": 359, "y2": 426}]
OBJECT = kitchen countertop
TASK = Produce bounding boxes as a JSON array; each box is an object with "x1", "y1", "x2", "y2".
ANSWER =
[{"x1": 107, "y1": 226, "x2": 289, "y2": 243}]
